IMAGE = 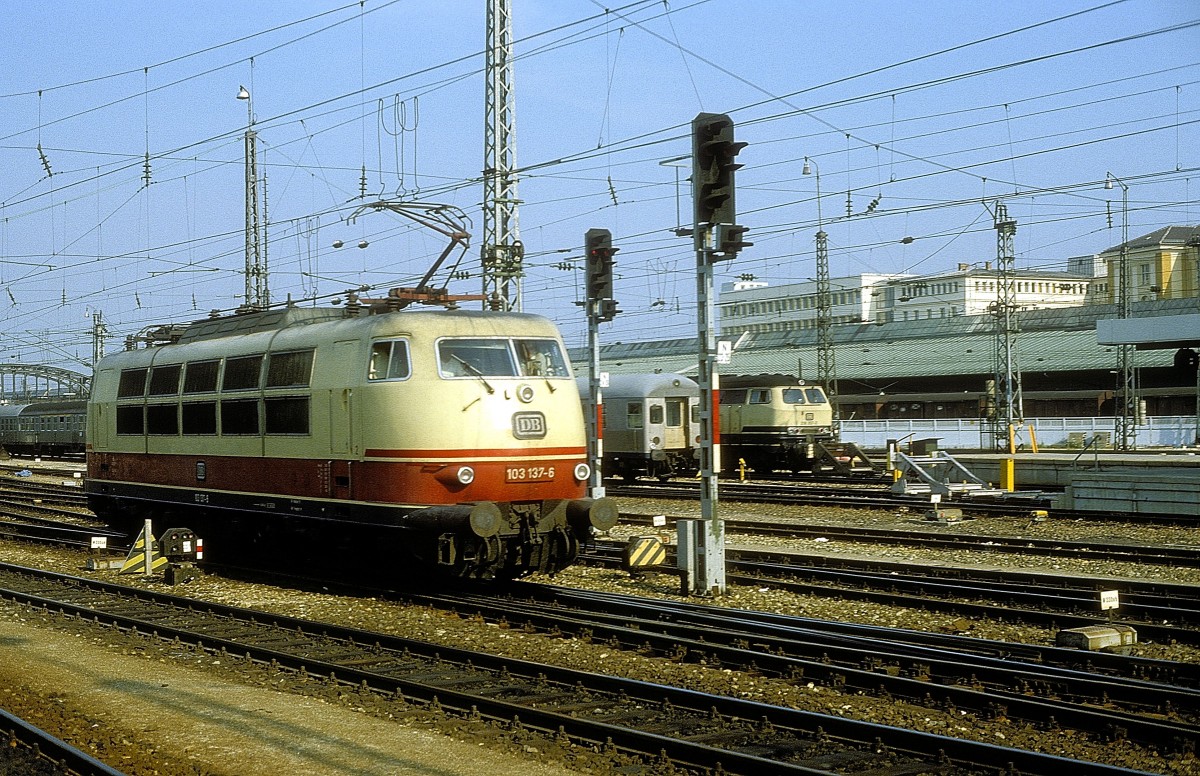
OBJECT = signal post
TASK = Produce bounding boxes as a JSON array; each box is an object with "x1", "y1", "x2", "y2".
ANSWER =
[
  {"x1": 583, "y1": 229, "x2": 618, "y2": 499},
  {"x1": 686, "y1": 112, "x2": 750, "y2": 596}
]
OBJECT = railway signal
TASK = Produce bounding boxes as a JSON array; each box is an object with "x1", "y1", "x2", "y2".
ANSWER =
[
  {"x1": 691, "y1": 112, "x2": 751, "y2": 260},
  {"x1": 584, "y1": 228, "x2": 620, "y2": 322}
]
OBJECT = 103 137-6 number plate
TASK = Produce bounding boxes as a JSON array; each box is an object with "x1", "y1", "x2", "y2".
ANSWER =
[{"x1": 505, "y1": 465, "x2": 555, "y2": 482}]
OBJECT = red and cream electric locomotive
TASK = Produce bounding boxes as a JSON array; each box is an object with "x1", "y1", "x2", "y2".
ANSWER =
[{"x1": 85, "y1": 300, "x2": 616, "y2": 579}]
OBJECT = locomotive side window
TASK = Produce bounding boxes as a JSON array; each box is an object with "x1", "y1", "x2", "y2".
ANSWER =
[
  {"x1": 184, "y1": 360, "x2": 220, "y2": 393},
  {"x1": 265, "y1": 397, "x2": 310, "y2": 435},
  {"x1": 223, "y1": 355, "x2": 264, "y2": 391},
  {"x1": 146, "y1": 404, "x2": 179, "y2": 435},
  {"x1": 804, "y1": 388, "x2": 828, "y2": 404},
  {"x1": 438, "y1": 339, "x2": 517, "y2": 377},
  {"x1": 749, "y1": 389, "x2": 772, "y2": 404},
  {"x1": 182, "y1": 402, "x2": 217, "y2": 434},
  {"x1": 719, "y1": 389, "x2": 747, "y2": 405},
  {"x1": 514, "y1": 339, "x2": 568, "y2": 377},
  {"x1": 781, "y1": 388, "x2": 808, "y2": 404},
  {"x1": 220, "y1": 399, "x2": 260, "y2": 434},
  {"x1": 148, "y1": 365, "x2": 182, "y2": 395},
  {"x1": 627, "y1": 403, "x2": 643, "y2": 429},
  {"x1": 117, "y1": 368, "x2": 148, "y2": 398},
  {"x1": 368, "y1": 340, "x2": 411, "y2": 381},
  {"x1": 116, "y1": 406, "x2": 144, "y2": 435},
  {"x1": 266, "y1": 350, "x2": 315, "y2": 388},
  {"x1": 649, "y1": 404, "x2": 664, "y2": 424}
]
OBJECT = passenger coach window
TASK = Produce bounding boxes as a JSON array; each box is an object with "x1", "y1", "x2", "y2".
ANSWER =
[
  {"x1": 368, "y1": 340, "x2": 411, "y2": 380},
  {"x1": 649, "y1": 405, "x2": 664, "y2": 424},
  {"x1": 666, "y1": 402, "x2": 682, "y2": 426},
  {"x1": 266, "y1": 350, "x2": 314, "y2": 388},
  {"x1": 117, "y1": 369, "x2": 148, "y2": 398},
  {"x1": 627, "y1": 403, "x2": 643, "y2": 429},
  {"x1": 223, "y1": 355, "x2": 263, "y2": 391},
  {"x1": 184, "y1": 361, "x2": 220, "y2": 393},
  {"x1": 148, "y1": 365, "x2": 182, "y2": 395}
]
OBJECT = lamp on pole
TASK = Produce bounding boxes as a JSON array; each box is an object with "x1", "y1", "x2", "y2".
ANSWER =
[
  {"x1": 803, "y1": 157, "x2": 838, "y2": 433},
  {"x1": 238, "y1": 86, "x2": 266, "y2": 310},
  {"x1": 1105, "y1": 172, "x2": 1135, "y2": 450}
]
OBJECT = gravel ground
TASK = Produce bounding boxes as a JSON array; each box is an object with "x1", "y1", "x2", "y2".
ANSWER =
[{"x1": 1, "y1": 492, "x2": 1199, "y2": 775}]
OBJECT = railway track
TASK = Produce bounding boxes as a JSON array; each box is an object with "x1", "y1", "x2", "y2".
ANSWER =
[
  {"x1": 619, "y1": 512, "x2": 1200, "y2": 567},
  {"x1": 408, "y1": 582, "x2": 1199, "y2": 754},
  {"x1": 0, "y1": 562, "x2": 1151, "y2": 775},
  {"x1": 583, "y1": 541, "x2": 1200, "y2": 645},
  {"x1": 0, "y1": 706, "x2": 126, "y2": 776},
  {"x1": 608, "y1": 479, "x2": 1199, "y2": 526}
]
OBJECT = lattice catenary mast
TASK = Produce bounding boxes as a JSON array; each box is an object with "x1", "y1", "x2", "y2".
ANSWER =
[
  {"x1": 481, "y1": 0, "x2": 523, "y2": 311},
  {"x1": 990, "y1": 201, "x2": 1023, "y2": 449}
]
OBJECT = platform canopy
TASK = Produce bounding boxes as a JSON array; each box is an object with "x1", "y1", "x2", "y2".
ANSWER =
[{"x1": 1096, "y1": 313, "x2": 1200, "y2": 349}]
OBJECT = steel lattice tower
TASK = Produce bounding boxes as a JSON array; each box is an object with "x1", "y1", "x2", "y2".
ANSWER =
[
  {"x1": 815, "y1": 227, "x2": 839, "y2": 433},
  {"x1": 990, "y1": 202, "x2": 1023, "y2": 449},
  {"x1": 481, "y1": 0, "x2": 523, "y2": 311}
]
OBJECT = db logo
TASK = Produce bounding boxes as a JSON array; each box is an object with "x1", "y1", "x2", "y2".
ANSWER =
[{"x1": 512, "y1": 412, "x2": 547, "y2": 439}]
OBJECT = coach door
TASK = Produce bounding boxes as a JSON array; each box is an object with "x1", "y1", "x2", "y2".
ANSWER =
[{"x1": 664, "y1": 398, "x2": 687, "y2": 450}]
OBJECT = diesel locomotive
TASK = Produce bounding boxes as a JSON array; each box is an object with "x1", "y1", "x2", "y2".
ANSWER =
[{"x1": 85, "y1": 303, "x2": 617, "y2": 579}]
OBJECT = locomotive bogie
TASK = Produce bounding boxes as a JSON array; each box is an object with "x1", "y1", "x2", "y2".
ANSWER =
[{"x1": 86, "y1": 307, "x2": 612, "y2": 579}]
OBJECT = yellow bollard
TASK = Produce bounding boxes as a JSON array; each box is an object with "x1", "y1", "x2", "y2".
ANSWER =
[{"x1": 999, "y1": 456, "x2": 1015, "y2": 492}]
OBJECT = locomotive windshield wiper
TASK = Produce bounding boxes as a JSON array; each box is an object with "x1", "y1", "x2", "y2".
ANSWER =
[{"x1": 451, "y1": 355, "x2": 494, "y2": 394}]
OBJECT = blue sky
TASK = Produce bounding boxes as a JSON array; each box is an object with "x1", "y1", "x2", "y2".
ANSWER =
[{"x1": 1, "y1": 0, "x2": 1197, "y2": 370}]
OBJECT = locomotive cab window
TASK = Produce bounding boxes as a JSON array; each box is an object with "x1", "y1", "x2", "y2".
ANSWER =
[
  {"x1": 368, "y1": 340, "x2": 411, "y2": 381},
  {"x1": 782, "y1": 388, "x2": 808, "y2": 405},
  {"x1": 439, "y1": 338, "x2": 516, "y2": 377},
  {"x1": 514, "y1": 339, "x2": 568, "y2": 377},
  {"x1": 804, "y1": 388, "x2": 827, "y2": 404},
  {"x1": 438, "y1": 337, "x2": 568, "y2": 379}
]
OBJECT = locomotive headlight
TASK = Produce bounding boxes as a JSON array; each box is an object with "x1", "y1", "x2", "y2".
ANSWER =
[
  {"x1": 516, "y1": 383, "x2": 535, "y2": 403},
  {"x1": 434, "y1": 465, "x2": 475, "y2": 486},
  {"x1": 455, "y1": 466, "x2": 476, "y2": 485},
  {"x1": 573, "y1": 462, "x2": 591, "y2": 481}
]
